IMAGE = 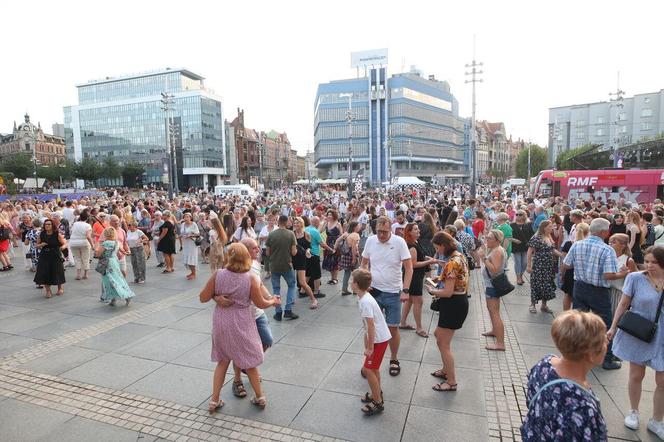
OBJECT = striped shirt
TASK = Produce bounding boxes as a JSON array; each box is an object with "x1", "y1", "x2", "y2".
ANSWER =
[{"x1": 563, "y1": 235, "x2": 618, "y2": 288}]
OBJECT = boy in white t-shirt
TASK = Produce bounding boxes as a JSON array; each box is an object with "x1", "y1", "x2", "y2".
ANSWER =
[{"x1": 352, "y1": 268, "x2": 391, "y2": 416}]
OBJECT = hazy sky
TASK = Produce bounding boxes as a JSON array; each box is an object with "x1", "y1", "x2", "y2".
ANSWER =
[{"x1": 2, "y1": 0, "x2": 663, "y2": 156}]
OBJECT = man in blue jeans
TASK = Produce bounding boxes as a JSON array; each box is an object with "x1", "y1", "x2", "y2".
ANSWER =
[
  {"x1": 266, "y1": 215, "x2": 299, "y2": 321},
  {"x1": 563, "y1": 217, "x2": 629, "y2": 370}
]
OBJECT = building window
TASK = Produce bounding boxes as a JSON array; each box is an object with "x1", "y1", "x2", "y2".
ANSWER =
[
  {"x1": 597, "y1": 116, "x2": 604, "y2": 124},
  {"x1": 641, "y1": 122, "x2": 652, "y2": 131},
  {"x1": 618, "y1": 112, "x2": 627, "y2": 121},
  {"x1": 641, "y1": 108, "x2": 653, "y2": 117},
  {"x1": 644, "y1": 97, "x2": 651, "y2": 103},
  {"x1": 576, "y1": 120, "x2": 585, "y2": 127},
  {"x1": 619, "y1": 126, "x2": 628, "y2": 134},
  {"x1": 576, "y1": 130, "x2": 585, "y2": 139},
  {"x1": 596, "y1": 128, "x2": 604, "y2": 136}
]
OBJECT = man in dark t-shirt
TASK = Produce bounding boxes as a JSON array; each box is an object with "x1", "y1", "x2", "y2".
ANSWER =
[{"x1": 265, "y1": 215, "x2": 298, "y2": 321}]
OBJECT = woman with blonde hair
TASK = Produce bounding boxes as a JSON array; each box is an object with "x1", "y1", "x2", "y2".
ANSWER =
[
  {"x1": 95, "y1": 227, "x2": 135, "y2": 306},
  {"x1": 608, "y1": 233, "x2": 636, "y2": 314},
  {"x1": 200, "y1": 243, "x2": 280, "y2": 412},
  {"x1": 627, "y1": 211, "x2": 645, "y2": 266},
  {"x1": 293, "y1": 217, "x2": 318, "y2": 309},
  {"x1": 0, "y1": 212, "x2": 14, "y2": 271},
  {"x1": 527, "y1": 220, "x2": 564, "y2": 314},
  {"x1": 521, "y1": 310, "x2": 607, "y2": 440},
  {"x1": 560, "y1": 222, "x2": 590, "y2": 311},
  {"x1": 208, "y1": 213, "x2": 227, "y2": 272},
  {"x1": 482, "y1": 229, "x2": 508, "y2": 351}
]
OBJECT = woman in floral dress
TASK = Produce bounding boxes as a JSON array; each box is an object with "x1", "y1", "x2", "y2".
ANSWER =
[
  {"x1": 95, "y1": 227, "x2": 135, "y2": 307},
  {"x1": 321, "y1": 210, "x2": 342, "y2": 284},
  {"x1": 25, "y1": 218, "x2": 42, "y2": 287},
  {"x1": 527, "y1": 220, "x2": 563, "y2": 314}
]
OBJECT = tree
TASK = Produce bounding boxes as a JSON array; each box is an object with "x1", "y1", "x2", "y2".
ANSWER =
[
  {"x1": 101, "y1": 157, "x2": 121, "y2": 180},
  {"x1": 555, "y1": 144, "x2": 597, "y2": 170},
  {"x1": 121, "y1": 161, "x2": 146, "y2": 188},
  {"x1": 37, "y1": 160, "x2": 76, "y2": 186},
  {"x1": 75, "y1": 157, "x2": 101, "y2": 183},
  {"x1": 515, "y1": 145, "x2": 547, "y2": 179},
  {"x1": 0, "y1": 152, "x2": 33, "y2": 180}
]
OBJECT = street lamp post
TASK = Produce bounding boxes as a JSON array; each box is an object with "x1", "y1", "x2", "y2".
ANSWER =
[{"x1": 339, "y1": 93, "x2": 355, "y2": 200}]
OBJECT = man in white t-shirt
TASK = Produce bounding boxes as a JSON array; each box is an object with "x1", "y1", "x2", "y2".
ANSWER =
[
  {"x1": 361, "y1": 216, "x2": 413, "y2": 377},
  {"x1": 62, "y1": 201, "x2": 76, "y2": 226},
  {"x1": 391, "y1": 210, "x2": 407, "y2": 237}
]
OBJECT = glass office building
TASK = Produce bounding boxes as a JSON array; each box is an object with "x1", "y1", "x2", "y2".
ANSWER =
[
  {"x1": 64, "y1": 68, "x2": 226, "y2": 189},
  {"x1": 314, "y1": 68, "x2": 468, "y2": 185}
]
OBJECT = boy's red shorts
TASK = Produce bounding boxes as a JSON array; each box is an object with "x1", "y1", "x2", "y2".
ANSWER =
[{"x1": 363, "y1": 340, "x2": 389, "y2": 370}]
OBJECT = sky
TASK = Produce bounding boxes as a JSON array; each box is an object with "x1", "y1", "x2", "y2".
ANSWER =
[{"x1": 2, "y1": 0, "x2": 663, "y2": 156}]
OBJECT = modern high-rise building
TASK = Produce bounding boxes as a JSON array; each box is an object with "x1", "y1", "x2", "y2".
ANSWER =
[
  {"x1": 314, "y1": 61, "x2": 468, "y2": 185},
  {"x1": 548, "y1": 90, "x2": 664, "y2": 166},
  {"x1": 64, "y1": 68, "x2": 227, "y2": 189}
]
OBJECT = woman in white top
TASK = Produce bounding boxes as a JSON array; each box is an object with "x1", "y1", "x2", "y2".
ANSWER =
[
  {"x1": 69, "y1": 211, "x2": 94, "y2": 280},
  {"x1": 127, "y1": 221, "x2": 149, "y2": 283},
  {"x1": 258, "y1": 213, "x2": 276, "y2": 278},
  {"x1": 608, "y1": 233, "x2": 637, "y2": 314},
  {"x1": 233, "y1": 216, "x2": 257, "y2": 242},
  {"x1": 179, "y1": 212, "x2": 200, "y2": 280},
  {"x1": 654, "y1": 216, "x2": 664, "y2": 247}
]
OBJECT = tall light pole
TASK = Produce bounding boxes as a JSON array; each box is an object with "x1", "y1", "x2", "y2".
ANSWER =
[
  {"x1": 609, "y1": 72, "x2": 625, "y2": 167},
  {"x1": 408, "y1": 139, "x2": 413, "y2": 170},
  {"x1": 527, "y1": 140, "x2": 532, "y2": 180},
  {"x1": 465, "y1": 37, "x2": 483, "y2": 198},
  {"x1": 160, "y1": 92, "x2": 176, "y2": 199},
  {"x1": 339, "y1": 93, "x2": 355, "y2": 200}
]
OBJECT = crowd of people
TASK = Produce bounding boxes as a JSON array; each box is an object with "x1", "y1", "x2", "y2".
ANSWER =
[{"x1": 2, "y1": 182, "x2": 664, "y2": 440}]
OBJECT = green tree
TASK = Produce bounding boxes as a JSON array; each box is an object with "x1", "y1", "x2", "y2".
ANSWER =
[
  {"x1": 121, "y1": 161, "x2": 146, "y2": 188},
  {"x1": 101, "y1": 157, "x2": 121, "y2": 180},
  {"x1": 555, "y1": 144, "x2": 596, "y2": 170},
  {"x1": 0, "y1": 152, "x2": 33, "y2": 180},
  {"x1": 38, "y1": 160, "x2": 77, "y2": 186},
  {"x1": 515, "y1": 145, "x2": 547, "y2": 179},
  {"x1": 75, "y1": 157, "x2": 101, "y2": 183}
]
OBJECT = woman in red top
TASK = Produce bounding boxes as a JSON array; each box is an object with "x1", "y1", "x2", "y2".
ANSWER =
[{"x1": 472, "y1": 212, "x2": 485, "y2": 239}]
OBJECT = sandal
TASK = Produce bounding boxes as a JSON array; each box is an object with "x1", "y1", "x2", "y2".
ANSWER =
[
  {"x1": 250, "y1": 396, "x2": 267, "y2": 409},
  {"x1": 361, "y1": 391, "x2": 384, "y2": 403},
  {"x1": 389, "y1": 360, "x2": 400, "y2": 376},
  {"x1": 529, "y1": 305, "x2": 537, "y2": 314},
  {"x1": 208, "y1": 399, "x2": 224, "y2": 414},
  {"x1": 309, "y1": 301, "x2": 318, "y2": 309},
  {"x1": 45, "y1": 292, "x2": 52, "y2": 299},
  {"x1": 433, "y1": 382, "x2": 458, "y2": 392},
  {"x1": 361, "y1": 399, "x2": 384, "y2": 416},
  {"x1": 541, "y1": 305, "x2": 553, "y2": 314},
  {"x1": 430, "y1": 369, "x2": 447, "y2": 379},
  {"x1": 232, "y1": 380, "x2": 247, "y2": 398},
  {"x1": 416, "y1": 329, "x2": 428, "y2": 338},
  {"x1": 398, "y1": 324, "x2": 415, "y2": 330},
  {"x1": 56, "y1": 290, "x2": 64, "y2": 296}
]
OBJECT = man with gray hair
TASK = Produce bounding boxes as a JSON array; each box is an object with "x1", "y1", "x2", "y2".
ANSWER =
[{"x1": 562, "y1": 217, "x2": 629, "y2": 370}]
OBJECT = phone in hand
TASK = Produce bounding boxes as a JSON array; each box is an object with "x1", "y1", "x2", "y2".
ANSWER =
[{"x1": 425, "y1": 277, "x2": 437, "y2": 287}]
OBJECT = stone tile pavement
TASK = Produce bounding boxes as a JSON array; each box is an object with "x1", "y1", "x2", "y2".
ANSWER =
[{"x1": 0, "y1": 250, "x2": 652, "y2": 441}]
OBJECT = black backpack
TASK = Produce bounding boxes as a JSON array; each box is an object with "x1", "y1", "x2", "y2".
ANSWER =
[
  {"x1": 0, "y1": 225, "x2": 9, "y2": 241},
  {"x1": 645, "y1": 223, "x2": 655, "y2": 247}
]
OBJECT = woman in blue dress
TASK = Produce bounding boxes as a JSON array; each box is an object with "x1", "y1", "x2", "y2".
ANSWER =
[
  {"x1": 95, "y1": 227, "x2": 135, "y2": 307},
  {"x1": 608, "y1": 246, "x2": 664, "y2": 437},
  {"x1": 521, "y1": 310, "x2": 607, "y2": 441}
]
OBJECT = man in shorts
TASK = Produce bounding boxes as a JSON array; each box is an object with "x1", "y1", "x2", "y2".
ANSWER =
[{"x1": 361, "y1": 216, "x2": 413, "y2": 376}]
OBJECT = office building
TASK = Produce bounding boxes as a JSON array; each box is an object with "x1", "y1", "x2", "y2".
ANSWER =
[
  {"x1": 64, "y1": 68, "x2": 227, "y2": 189},
  {"x1": 314, "y1": 63, "x2": 468, "y2": 185},
  {"x1": 0, "y1": 114, "x2": 66, "y2": 166},
  {"x1": 548, "y1": 90, "x2": 664, "y2": 166}
]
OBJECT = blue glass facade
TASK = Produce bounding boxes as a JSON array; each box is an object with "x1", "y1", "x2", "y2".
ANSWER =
[
  {"x1": 314, "y1": 69, "x2": 469, "y2": 185},
  {"x1": 64, "y1": 69, "x2": 226, "y2": 188}
]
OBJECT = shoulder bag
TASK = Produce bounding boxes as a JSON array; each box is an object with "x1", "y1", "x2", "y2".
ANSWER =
[
  {"x1": 95, "y1": 249, "x2": 110, "y2": 275},
  {"x1": 617, "y1": 288, "x2": 664, "y2": 343},
  {"x1": 485, "y1": 251, "x2": 514, "y2": 297}
]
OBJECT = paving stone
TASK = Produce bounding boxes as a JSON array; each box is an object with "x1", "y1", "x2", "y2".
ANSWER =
[
  {"x1": 279, "y1": 323, "x2": 359, "y2": 352},
  {"x1": 0, "y1": 333, "x2": 44, "y2": 357},
  {"x1": 125, "y1": 363, "x2": 212, "y2": 407},
  {"x1": 259, "y1": 343, "x2": 342, "y2": 388},
  {"x1": 119, "y1": 328, "x2": 209, "y2": 362},
  {"x1": 60, "y1": 353, "x2": 164, "y2": 389},
  {"x1": 76, "y1": 322, "x2": 160, "y2": 352},
  {"x1": 0, "y1": 397, "x2": 72, "y2": 441},
  {"x1": 19, "y1": 345, "x2": 103, "y2": 376}
]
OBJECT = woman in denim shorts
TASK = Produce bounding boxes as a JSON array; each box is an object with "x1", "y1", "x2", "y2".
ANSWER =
[{"x1": 482, "y1": 229, "x2": 507, "y2": 351}]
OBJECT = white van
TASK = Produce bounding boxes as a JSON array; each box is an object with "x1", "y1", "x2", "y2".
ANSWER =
[{"x1": 214, "y1": 184, "x2": 258, "y2": 198}]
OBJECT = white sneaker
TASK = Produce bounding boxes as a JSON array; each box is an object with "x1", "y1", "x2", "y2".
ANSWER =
[
  {"x1": 648, "y1": 418, "x2": 664, "y2": 440},
  {"x1": 624, "y1": 410, "x2": 639, "y2": 430}
]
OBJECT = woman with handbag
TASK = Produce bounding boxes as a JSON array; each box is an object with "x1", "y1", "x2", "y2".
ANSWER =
[
  {"x1": 95, "y1": 227, "x2": 135, "y2": 307},
  {"x1": 510, "y1": 210, "x2": 534, "y2": 286},
  {"x1": 608, "y1": 246, "x2": 664, "y2": 436},
  {"x1": 482, "y1": 229, "x2": 508, "y2": 351},
  {"x1": 527, "y1": 220, "x2": 564, "y2": 314},
  {"x1": 179, "y1": 212, "x2": 200, "y2": 280},
  {"x1": 425, "y1": 231, "x2": 469, "y2": 392}
]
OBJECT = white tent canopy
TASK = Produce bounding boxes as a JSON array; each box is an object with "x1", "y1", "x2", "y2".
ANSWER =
[{"x1": 393, "y1": 176, "x2": 425, "y2": 185}]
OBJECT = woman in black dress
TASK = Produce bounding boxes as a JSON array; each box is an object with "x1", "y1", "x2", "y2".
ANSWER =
[
  {"x1": 626, "y1": 211, "x2": 644, "y2": 266},
  {"x1": 293, "y1": 217, "x2": 317, "y2": 309},
  {"x1": 321, "y1": 210, "x2": 342, "y2": 284},
  {"x1": 34, "y1": 218, "x2": 67, "y2": 298},
  {"x1": 156, "y1": 210, "x2": 176, "y2": 273}
]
